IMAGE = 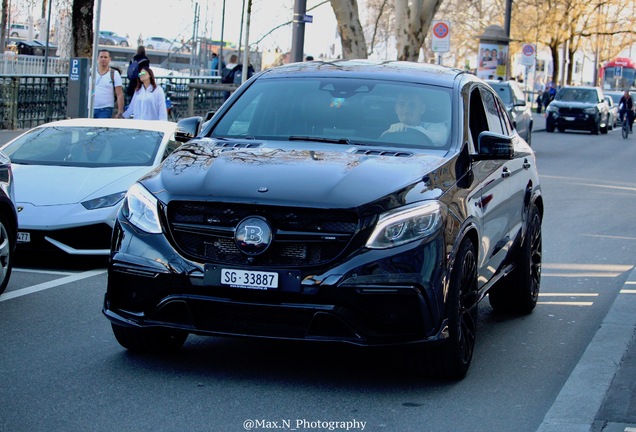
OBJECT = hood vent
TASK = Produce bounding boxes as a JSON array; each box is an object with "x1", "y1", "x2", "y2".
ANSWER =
[{"x1": 352, "y1": 149, "x2": 412, "y2": 158}]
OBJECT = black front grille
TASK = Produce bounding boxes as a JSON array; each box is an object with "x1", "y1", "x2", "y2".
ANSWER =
[
  {"x1": 167, "y1": 202, "x2": 359, "y2": 267},
  {"x1": 558, "y1": 106, "x2": 585, "y2": 115}
]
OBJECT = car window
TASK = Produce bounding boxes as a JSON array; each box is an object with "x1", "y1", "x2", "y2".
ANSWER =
[
  {"x1": 479, "y1": 87, "x2": 507, "y2": 135},
  {"x1": 556, "y1": 88, "x2": 598, "y2": 103},
  {"x1": 490, "y1": 84, "x2": 512, "y2": 104},
  {"x1": 2, "y1": 126, "x2": 165, "y2": 167},
  {"x1": 210, "y1": 78, "x2": 453, "y2": 149}
]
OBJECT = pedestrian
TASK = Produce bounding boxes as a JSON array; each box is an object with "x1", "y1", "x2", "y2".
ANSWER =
[
  {"x1": 122, "y1": 66, "x2": 167, "y2": 121},
  {"x1": 542, "y1": 87, "x2": 551, "y2": 110},
  {"x1": 92, "y1": 49, "x2": 124, "y2": 119},
  {"x1": 126, "y1": 46, "x2": 150, "y2": 98},
  {"x1": 536, "y1": 93, "x2": 542, "y2": 114},
  {"x1": 210, "y1": 52, "x2": 225, "y2": 76}
]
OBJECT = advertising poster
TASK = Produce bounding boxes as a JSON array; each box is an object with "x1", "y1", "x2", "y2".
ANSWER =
[{"x1": 477, "y1": 43, "x2": 508, "y2": 79}]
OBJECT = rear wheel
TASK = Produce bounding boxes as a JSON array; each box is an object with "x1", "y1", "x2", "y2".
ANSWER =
[
  {"x1": 489, "y1": 204, "x2": 542, "y2": 314},
  {"x1": 622, "y1": 119, "x2": 630, "y2": 139},
  {"x1": 417, "y1": 239, "x2": 478, "y2": 380},
  {"x1": 111, "y1": 324, "x2": 188, "y2": 353}
]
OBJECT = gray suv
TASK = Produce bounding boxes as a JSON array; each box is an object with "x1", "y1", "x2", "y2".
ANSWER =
[{"x1": 486, "y1": 80, "x2": 533, "y2": 145}]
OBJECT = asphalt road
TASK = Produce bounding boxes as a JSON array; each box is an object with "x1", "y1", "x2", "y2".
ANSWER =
[{"x1": 1, "y1": 125, "x2": 635, "y2": 432}]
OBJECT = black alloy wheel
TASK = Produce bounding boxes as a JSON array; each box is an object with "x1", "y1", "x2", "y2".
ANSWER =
[{"x1": 418, "y1": 239, "x2": 478, "y2": 380}]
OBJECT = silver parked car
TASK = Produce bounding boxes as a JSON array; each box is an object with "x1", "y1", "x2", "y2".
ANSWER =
[{"x1": 486, "y1": 80, "x2": 533, "y2": 145}]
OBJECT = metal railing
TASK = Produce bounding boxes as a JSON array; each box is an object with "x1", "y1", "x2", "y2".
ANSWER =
[{"x1": 0, "y1": 72, "x2": 231, "y2": 130}]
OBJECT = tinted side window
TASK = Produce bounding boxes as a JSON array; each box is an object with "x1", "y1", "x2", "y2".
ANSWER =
[{"x1": 480, "y1": 87, "x2": 506, "y2": 135}]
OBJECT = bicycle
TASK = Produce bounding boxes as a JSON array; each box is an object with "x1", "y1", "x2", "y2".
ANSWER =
[{"x1": 622, "y1": 115, "x2": 630, "y2": 139}]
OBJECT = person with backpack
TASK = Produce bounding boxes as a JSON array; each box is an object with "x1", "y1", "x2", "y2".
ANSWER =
[
  {"x1": 126, "y1": 46, "x2": 150, "y2": 98},
  {"x1": 93, "y1": 49, "x2": 124, "y2": 119}
]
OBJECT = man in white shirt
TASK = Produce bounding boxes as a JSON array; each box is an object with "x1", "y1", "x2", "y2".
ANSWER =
[
  {"x1": 93, "y1": 49, "x2": 124, "y2": 118},
  {"x1": 382, "y1": 91, "x2": 449, "y2": 147}
]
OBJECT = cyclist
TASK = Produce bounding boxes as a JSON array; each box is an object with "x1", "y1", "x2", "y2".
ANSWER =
[{"x1": 618, "y1": 90, "x2": 634, "y2": 134}]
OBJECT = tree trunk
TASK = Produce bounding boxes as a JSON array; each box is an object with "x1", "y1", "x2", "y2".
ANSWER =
[
  {"x1": 72, "y1": 0, "x2": 93, "y2": 58},
  {"x1": 395, "y1": 0, "x2": 444, "y2": 62},
  {"x1": 549, "y1": 42, "x2": 559, "y2": 86},
  {"x1": 329, "y1": 0, "x2": 368, "y2": 59}
]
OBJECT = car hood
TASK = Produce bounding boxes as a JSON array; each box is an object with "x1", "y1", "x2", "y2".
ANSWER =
[
  {"x1": 147, "y1": 140, "x2": 450, "y2": 208},
  {"x1": 13, "y1": 164, "x2": 150, "y2": 205},
  {"x1": 549, "y1": 100, "x2": 598, "y2": 109}
]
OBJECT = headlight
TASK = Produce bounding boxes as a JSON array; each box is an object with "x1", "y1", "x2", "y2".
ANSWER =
[
  {"x1": 81, "y1": 191, "x2": 126, "y2": 210},
  {"x1": 584, "y1": 107, "x2": 598, "y2": 114},
  {"x1": 366, "y1": 201, "x2": 443, "y2": 249},
  {"x1": 120, "y1": 183, "x2": 162, "y2": 234},
  {"x1": 545, "y1": 105, "x2": 557, "y2": 113}
]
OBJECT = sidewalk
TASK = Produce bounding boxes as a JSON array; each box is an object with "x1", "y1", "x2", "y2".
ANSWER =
[{"x1": 537, "y1": 268, "x2": 636, "y2": 432}]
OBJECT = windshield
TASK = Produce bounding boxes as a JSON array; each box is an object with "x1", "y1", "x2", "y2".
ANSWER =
[
  {"x1": 210, "y1": 77, "x2": 453, "y2": 149},
  {"x1": 556, "y1": 88, "x2": 598, "y2": 103},
  {"x1": 2, "y1": 126, "x2": 165, "y2": 167}
]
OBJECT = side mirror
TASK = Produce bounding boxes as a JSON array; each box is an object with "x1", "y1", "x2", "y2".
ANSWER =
[
  {"x1": 473, "y1": 132, "x2": 514, "y2": 161},
  {"x1": 175, "y1": 116, "x2": 203, "y2": 143}
]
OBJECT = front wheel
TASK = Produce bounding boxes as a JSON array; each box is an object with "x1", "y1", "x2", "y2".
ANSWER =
[
  {"x1": 0, "y1": 214, "x2": 15, "y2": 295},
  {"x1": 622, "y1": 121, "x2": 630, "y2": 139},
  {"x1": 417, "y1": 239, "x2": 478, "y2": 380}
]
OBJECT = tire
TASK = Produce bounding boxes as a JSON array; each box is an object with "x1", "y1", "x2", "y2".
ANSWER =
[
  {"x1": 146, "y1": 45, "x2": 154, "y2": 49},
  {"x1": 546, "y1": 121, "x2": 555, "y2": 133},
  {"x1": 622, "y1": 120, "x2": 629, "y2": 139},
  {"x1": 111, "y1": 323, "x2": 188, "y2": 353},
  {"x1": 0, "y1": 214, "x2": 14, "y2": 296},
  {"x1": 418, "y1": 239, "x2": 478, "y2": 380},
  {"x1": 120, "y1": 41, "x2": 129, "y2": 47},
  {"x1": 591, "y1": 119, "x2": 600, "y2": 135},
  {"x1": 489, "y1": 204, "x2": 542, "y2": 315}
]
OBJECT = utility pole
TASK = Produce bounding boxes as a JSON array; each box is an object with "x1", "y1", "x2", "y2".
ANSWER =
[
  {"x1": 290, "y1": 0, "x2": 307, "y2": 63},
  {"x1": 504, "y1": 0, "x2": 512, "y2": 79}
]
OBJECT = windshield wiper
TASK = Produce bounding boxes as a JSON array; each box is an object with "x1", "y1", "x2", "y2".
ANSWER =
[{"x1": 288, "y1": 136, "x2": 354, "y2": 145}]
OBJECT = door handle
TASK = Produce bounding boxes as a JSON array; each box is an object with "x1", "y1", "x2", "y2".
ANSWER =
[
  {"x1": 523, "y1": 160, "x2": 531, "y2": 170},
  {"x1": 501, "y1": 167, "x2": 511, "y2": 178}
]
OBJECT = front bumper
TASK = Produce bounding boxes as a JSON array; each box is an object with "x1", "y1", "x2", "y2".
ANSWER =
[
  {"x1": 103, "y1": 217, "x2": 450, "y2": 347},
  {"x1": 546, "y1": 111, "x2": 598, "y2": 131}
]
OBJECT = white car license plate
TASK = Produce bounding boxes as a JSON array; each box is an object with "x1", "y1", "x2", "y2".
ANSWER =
[
  {"x1": 221, "y1": 268, "x2": 278, "y2": 290},
  {"x1": 564, "y1": 116, "x2": 575, "y2": 121},
  {"x1": 17, "y1": 232, "x2": 30, "y2": 243}
]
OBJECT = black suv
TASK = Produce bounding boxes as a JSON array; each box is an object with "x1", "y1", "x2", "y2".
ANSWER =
[
  {"x1": 103, "y1": 61, "x2": 543, "y2": 379},
  {"x1": 545, "y1": 85, "x2": 610, "y2": 134}
]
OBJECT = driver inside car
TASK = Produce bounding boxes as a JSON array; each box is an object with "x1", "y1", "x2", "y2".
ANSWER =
[{"x1": 382, "y1": 91, "x2": 449, "y2": 146}]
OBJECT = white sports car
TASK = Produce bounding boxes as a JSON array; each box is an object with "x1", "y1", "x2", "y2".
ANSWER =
[{"x1": 1, "y1": 119, "x2": 183, "y2": 255}]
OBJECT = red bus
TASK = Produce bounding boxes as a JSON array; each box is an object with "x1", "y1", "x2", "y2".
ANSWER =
[{"x1": 601, "y1": 57, "x2": 636, "y2": 90}]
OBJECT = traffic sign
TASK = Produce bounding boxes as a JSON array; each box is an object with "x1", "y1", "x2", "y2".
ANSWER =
[
  {"x1": 520, "y1": 43, "x2": 536, "y2": 66},
  {"x1": 431, "y1": 20, "x2": 450, "y2": 53},
  {"x1": 615, "y1": 66, "x2": 622, "y2": 78}
]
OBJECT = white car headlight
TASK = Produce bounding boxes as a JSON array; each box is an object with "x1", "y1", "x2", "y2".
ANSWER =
[
  {"x1": 81, "y1": 191, "x2": 126, "y2": 210},
  {"x1": 121, "y1": 183, "x2": 162, "y2": 234},
  {"x1": 366, "y1": 201, "x2": 443, "y2": 249},
  {"x1": 584, "y1": 107, "x2": 598, "y2": 114}
]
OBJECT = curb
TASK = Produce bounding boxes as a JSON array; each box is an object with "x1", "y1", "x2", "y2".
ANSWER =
[{"x1": 536, "y1": 267, "x2": 636, "y2": 432}]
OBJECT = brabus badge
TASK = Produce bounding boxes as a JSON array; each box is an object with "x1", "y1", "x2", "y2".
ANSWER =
[{"x1": 234, "y1": 216, "x2": 273, "y2": 255}]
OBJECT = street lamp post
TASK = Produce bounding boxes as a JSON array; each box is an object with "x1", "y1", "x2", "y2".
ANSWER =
[{"x1": 290, "y1": 0, "x2": 307, "y2": 63}]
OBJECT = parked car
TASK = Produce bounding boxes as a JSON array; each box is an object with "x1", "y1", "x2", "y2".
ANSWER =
[
  {"x1": 0, "y1": 119, "x2": 183, "y2": 256},
  {"x1": 604, "y1": 94, "x2": 618, "y2": 129},
  {"x1": 0, "y1": 150, "x2": 18, "y2": 296},
  {"x1": 605, "y1": 90, "x2": 636, "y2": 127},
  {"x1": 545, "y1": 85, "x2": 610, "y2": 134},
  {"x1": 99, "y1": 30, "x2": 130, "y2": 47},
  {"x1": 144, "y1": 36, "x2": 182, "y2": 51},
  {"x1": 486, "y1": 79, "x2": 533, "y2": 144},
  {"x1": 102, "y1": 60, "x2": 543, "y2": 380},
  {"x1": 8, "y1": 23, "x2": 38, "y2": 39}
]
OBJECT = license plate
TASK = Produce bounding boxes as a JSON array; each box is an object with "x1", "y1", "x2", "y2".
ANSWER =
[
  {"x1": 220, "y1": 268, "x2": 278, "y2": 290},
  {"x1": 17, "y1": 232, "x2": 30, "y2": 243},
  {"x1": 564, "y1": 116, "x2": 575, "y2": 121}
]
